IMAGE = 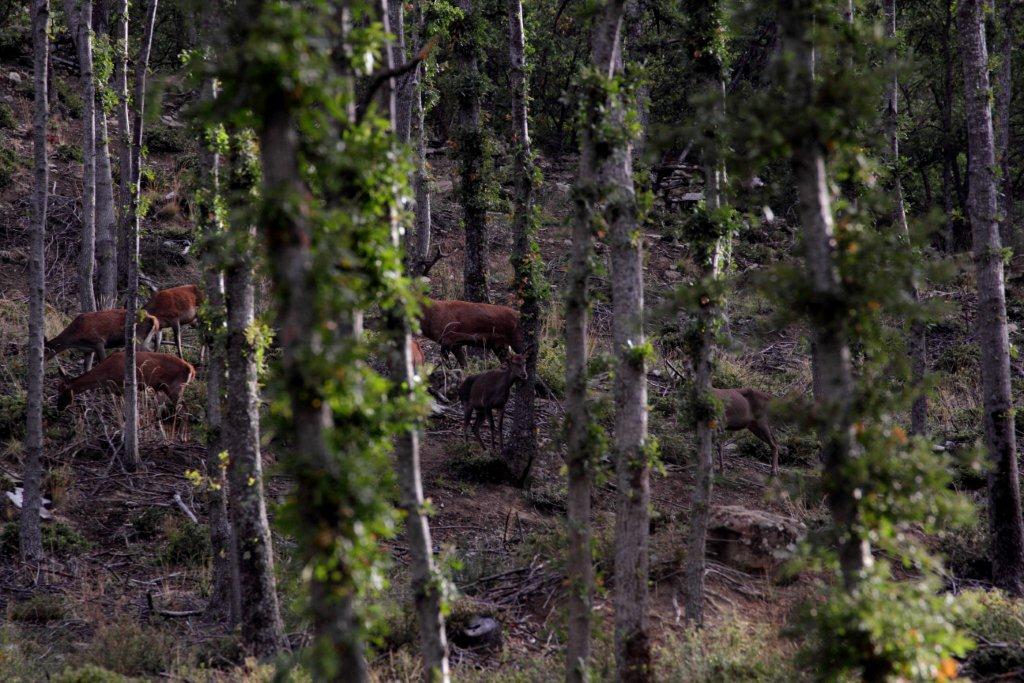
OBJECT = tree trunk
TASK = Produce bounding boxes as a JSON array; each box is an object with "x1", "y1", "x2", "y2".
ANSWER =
[
  {"x1": 501, "y1": 0, "x2": 540, "y2": 485},
  {"x1": 95, "y1": 101, "x2": 118, "y2": 308},
  {"x1": 197, "y1": 62, "x2": 239, "y2": 623},
  {"x1": 122, "y1": 0, "x2": 157, "y2": 469},
  {"x1": 21, "y1": 0, "x2": 50, "y2": 562},
  {"x1": 411, "y1": 2, "x2": 431, "y2": 276},
  {"x1": 380, "y1": 3, "x2": 451, "y2": 678},
  {"x1": 225, "y1": 143, "x2": 286, "y2": 654},
  {"x1": 625, "y1": 0, "x2": 648, "y2": 161},
  {"x1": 67, "y1": 0, "x2": 97, "y2": 317},
  {"x1": 454, "y1": 0, "x2": 490, "y2": 303},
  {"x1": 780, "y1": 0, "x2": 871, "y2": 590},
  {"x1": 596, "y1": 3, "x2": 651, "y2": 680},
  {"x1": 993, "y1": 0, "x2": 1014, "y2": 247},
  {"x1": 883, "y1": 0, "x2": 927, "y2": 436},
  {"x1": 959, "y1": 0, "x2": 1024, "y2": 597},
  {"x1": 113, "y1": 0, "x2": 131, "y2": 290},
  {"x1": 388, "y1": 0, "x2": 412, "y2": 144}
]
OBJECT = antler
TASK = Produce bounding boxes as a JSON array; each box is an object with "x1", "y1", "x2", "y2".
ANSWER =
[{"x1": 420, "y1": 244, "x2": 462, "y2": 277}]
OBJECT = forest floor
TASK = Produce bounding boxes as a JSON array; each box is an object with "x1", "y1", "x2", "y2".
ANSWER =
[{"x1": 0, "y1": 60, "x2": 1012, "y2": 681}]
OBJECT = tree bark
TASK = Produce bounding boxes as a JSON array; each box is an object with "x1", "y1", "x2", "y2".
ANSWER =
[
  {"x1": 21, "y1": 0, "x2": 50, "y2": 562},
  {"x1": 454, "y1": 0, "x2": 490, "y2": 303},
  {"x1": 95, "y1": 99, "x2": 118, "y2": 308},
  {"x1": 501, "y1": 0, "x2": 540, "y2": 485},
  {"x1": 410, "y1": 2, "x2": 431, "y2": 276},
  {"x1": 883, "y1": 0, "x2": 927, "y2": 436},
  {"x1": 780, "y1": 0, "x2": 871, "y2": 590},
  {"x1": 225, "y1": 149, "x2": 286, "y2": 655},
  {"x1": 993, "y1": 0, "x2": 1015, "y2": 246},
  {"x1": 959, "y1": 0, "x2": 1024, "y2": 597},
  {"x1": 113, "y1": 0, "x2": 131, "y2": 290},
  {"x1": 381, "y1": 3, "x2": 451, "y2": 678},
  {"x1": 67, "y1": 0, "x2": 98, "y2": 317},
  {"x1": 388, "y1": 0, "x2": 412, "y2": 144},
  {"x1": 122, "y1": 0, "x2": 157, "y2": 469},
  {"x1": 196, "y1": 54, "x2": 239, "y2": 622}
]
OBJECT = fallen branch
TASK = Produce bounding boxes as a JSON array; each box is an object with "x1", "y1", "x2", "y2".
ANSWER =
[
  {"x1": 172, "y1": 492, "x2": 198, "y2": 524},
  {"x1": 146, "y1": 592, "x2": 203, "y2": 618}
]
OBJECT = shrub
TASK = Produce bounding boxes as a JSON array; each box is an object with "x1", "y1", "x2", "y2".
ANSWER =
[
  {"x1": 130, "y1": 507, "x2": 167, "y2": 541},
  {"x1": 658, "y1": 617, "x2": 801, "y2": 682},
  {"x1": 0, "y1": 102, "x2": 15, "y2": 129},
  {"x1": 52, "y1": 665, "x2": 129, "y2": 683},
  {"x1": 9, "y1": 593, "x2": 67, "y2": 623},
  {"x1": 0, "y1": 144, "x2": 16, "y2": 190},
  {"x1": 56, "y1": 77, "x2": 83, "y2": 117},
  {"x1": 78, "y1": 620, "x2": 177, "y2": 677},
  {"x1": 160, "y1": 519, "x2": 210, "y2": 567},
  {"x1": 955, "y1": 589, "x2": 1024, "y2": 679},
  {"x1": 536, "y1": 339, "x2": 565, "y2": 399},
  {"x1": 0, "y1": 390, "x2": 26, "y2": 440},
  {"x1": 0, "y1": 521, "x2": 91, "y2": 556},
  {"x1": 56, "y1": 143, "x2": 83, "y2": 163},
  {"x1": 935, "y1": 343, "x2": 980, "y2": 374},
  {"x1": 144, "y1": 123, "x2": 187, "y2": 154}
]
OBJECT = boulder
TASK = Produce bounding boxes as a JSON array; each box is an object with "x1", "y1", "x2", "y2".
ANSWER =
[
  {"x1": 706, "y1": 505, "x2": 805, "y2": 572},
  {"x1": 451, "y1": 615, "x2": 502, "y2": 651}
]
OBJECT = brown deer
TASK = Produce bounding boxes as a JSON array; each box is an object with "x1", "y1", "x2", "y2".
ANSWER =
[
  {"x1": 460, "y1": 353, "x2": 528, "y2": 452},
  {"x1": 420, "y1": 298, "x2": 523, "y2": 369},
  {"x1": 45, "y1": 308, "x2": 159, "y2": 361},
  {"x1": 56, "y1": 351, "x2": 196, "y2": 411},
  {"x1": 144, "y1": 285, "x2": 203, "y2": 358},
  {"x1": 713, "y1": 387, "x2": 781, "y2": 476}
]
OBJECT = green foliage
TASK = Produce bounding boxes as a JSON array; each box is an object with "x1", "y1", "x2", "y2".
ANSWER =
[
  {"x1": 658, "y1": 618, "x2": 801, "y2": 682},
  {"x1": 1, "y1": 521, "x2": 91, "y2": 556},
  {"x1": 55, "y1": 77, "x2": 84, "y2": 118},
  {"x1": 129, "y1": 506, "x2": 167, "y2": 541},
  {"x1": 160, "y1": 519, "x2": 211, "y2": 567},
  {"x1": 0, "y1": 144, "x2": 18, "y2": 189},
  {"x1": 52, "y1": 665, "x2": 130, "y2": 683},
  {"x1": 56, "y1": 143, "x2": 83, "y2": 163},
  {"x1": 145, "y1": 123, "x2": 188, "y2": 154},
  {"x1": 8, "y1": 593, "x2": 67, "y2": 623},
  {"x1": 78, "y1": 620, "x2": 178, "y2": 677},
  {"x1": 0, "y1": 102, "x2": 15, "y2": 129},
  {"x1": 0, "y1": 390, "x2": 26, "y2": 440}
]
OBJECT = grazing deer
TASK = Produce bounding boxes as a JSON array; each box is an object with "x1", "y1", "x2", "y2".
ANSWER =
[
  {"x1": 420, "y1": 298, "x2": 523, "y2": 369},
  {"x1": 45, "y1": 308, "x2": 159, "y2": 361},
  {"x1": 713, "y1": 387, "x2": 781, "y2": 476},
  {"x1": 56, "y1": 350, "x2": 196, "y2": 412},
  {"x1": 460, "y1": 353, "x2": 528, "y2": 452},
  {"x1": 144, "y1": 285, "x2": 203, "y2": 358}
]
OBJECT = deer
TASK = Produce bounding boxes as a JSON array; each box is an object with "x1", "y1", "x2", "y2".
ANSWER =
[
  {"x1": 45, "y1": 308, "x2": 159, "y2": 361},
  {"x1": 712, "y1": 387, "x2": 781, "y2": 477},
  {"x1": 56, "y1": 350, "x2": 196, "y2": 412},
  {"x1": 420, "y1": 298, "x2": 523, "y2": 369},
  {"x1": 143, "y1": 284, "x2": 203, "y2": 358},
  {"x1": 460, "y1": 353, "x2": 528, "y2": 453}
]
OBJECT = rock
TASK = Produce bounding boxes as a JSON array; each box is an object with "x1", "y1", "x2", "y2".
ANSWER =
[
  {"x1": 706, "y1": 505, "x2": 805, "y2": 572},
  {"x1": 452, "y1": 615, "x2": 502, "y2": 651},
  {"x1": 7, "y1": 72, "x2": 22, "y2": 85}
]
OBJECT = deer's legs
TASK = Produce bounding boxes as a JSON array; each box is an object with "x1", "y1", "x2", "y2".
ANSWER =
[
  {"x1": 473, "y1": 410, "x2": 487, "y2": 450},
  {"x1": 453, "y1": 345, "x2": 468, "y2": 370},
  {"x1": 749, "y1": 420, "x2": 780, "y2": 477},
  {"x1": 174, "y1": 321, "x2": 184, "y2": 358},
  {"x1": 93, "y1": 342, "x2": 107, "y2": 361},
  {"x1": 463, "y1": 404, "x2": 474, "y2": 442}
]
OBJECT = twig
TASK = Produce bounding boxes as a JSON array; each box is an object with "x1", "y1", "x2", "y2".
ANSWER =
[
  {"x1": 172, "y1": 492, "x2": 198, "y2": 524},
  {"x1": 146, "y1": 591, "x2": 203, "y2": 618}
]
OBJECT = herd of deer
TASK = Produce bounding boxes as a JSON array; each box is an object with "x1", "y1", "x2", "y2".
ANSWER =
[{"x1": 44, "y1": 286, "x2": 781, "y2": 475}]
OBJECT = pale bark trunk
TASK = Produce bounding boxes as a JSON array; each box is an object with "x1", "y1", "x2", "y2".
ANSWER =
[
  {"x1": 597, "y1": 3, "x2": 651, "y2": 680},
  {"x1": 197, "y1": 66, "x2": 239, "y2": 622},
  {"x1": 502, "y1": 0, "x2": 539, "y2": 484},
  {"x1": 411, "y1": 3, "x2": 431, "y2": 275},
  {"x1": 381, "y1": 3, "x2": 450, "y2": 678},
  {"x1": 455, "y1": 0, "x2": 489, "y2": 303},
  {"x1": 959, "y1": 0, "x2": 1024, "y2": 596},
  {"x1": 625, "y1": 0, "x2": 647, "y2": 161},
  {"x1": 883, "y1": 0, "x2": 927, "y2": 436},
  {"x1": 225, "y1": 196, "x2": 286, "y2": 656},
  {"x1": 122, "y1": 0, "x2": 157, "y2": 469},
  {"x1": 993, "y1": 0, "x2": 1014, "y2": 246},
  {"x1": 388, "y1": 0, "x2": 412, "y2": 143},
  {"x1": 95, "y1": 104, "x2": 118, "y2": 307},
  {"x1": 780, "y1": 0, "x2": 871, "y2": 589},
  {"x1": 67, "y1": 0, "x2": 97, "y2": 316},
  {"x1": 113, "y1": 0, "x2": 130, "y2": 290},
  {"x1": 21, "y1": 0, "x2": 50, "y2": 562},
  {"x1": 683, "y1": 73, "x2": 727, "y2": 627}
]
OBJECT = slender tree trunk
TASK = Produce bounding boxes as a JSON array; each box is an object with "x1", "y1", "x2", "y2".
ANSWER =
[
  {"x1": 122, "y1": 0, "x2": 157, "y2": 469},
  {"x1": 683, "y1": 78, "x2": 728, "y2": 626},
  {"x1": 959, "y1": 0, "x2": 1024, "y2": 597},
  {"x1": 411, "y1": 2, "x2": 431, "y2": 275},
  {"x1": 941, "y1": 1, "x2": 960, "y2": 251},
  {"x1": 883, "y1": 0, "x2": 927, "y2": 436},
  {"x1": 113, "y1": 0, "x2": 130, "y2": 290},
  {"x1": 197, "y1": 67, "x2": 239, "y2": 623},
  {"x1": 388, "y1": 0, "x2": 412, "y2": 143},
  {"x1": 95, "y1": 101, "x2": 118, "y2": 307},
  {"x1": 594, "y1": 3, "x2": 652, "y2": 679},
  {"x1": 993, "y1": 0, "x2": 1014, "y2": 246},
  {"x1": 780, "y1": 0, "x2": 871, "y2": 590},
  {"x1": 225, "y1": 148, "x2": 286, "y2": 655},
  {"x1": 21, "y1": 0, "x2": 50, "y2": 562},
  {"x1": 380, "y1": 3, "x2": 450, "y2": 678},
  {"x1": 454, "y1": 0, "x2": 490, "y2": 303},
  {"x1": 625, "y1": 0, "x2": 648, "y2": 161},
  {"x1": 67, "y1": 0, "x2": 97, "y2": 317},
  {"x1": 502, "y1": 0, "x2": 540, "y2": 484}
]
